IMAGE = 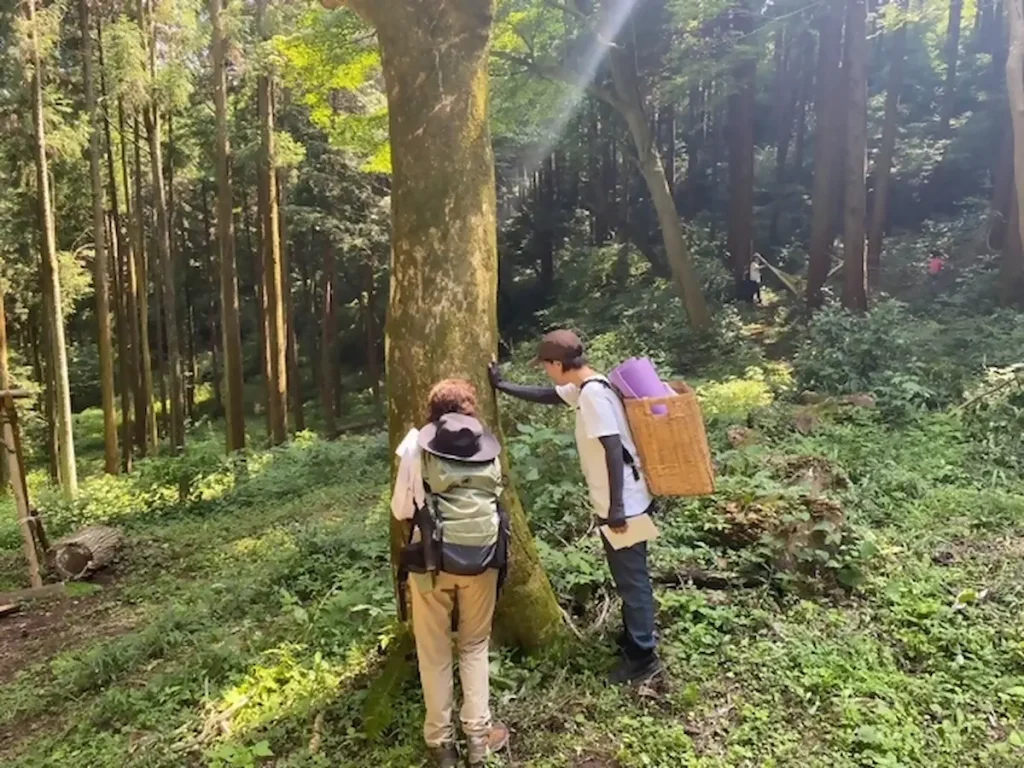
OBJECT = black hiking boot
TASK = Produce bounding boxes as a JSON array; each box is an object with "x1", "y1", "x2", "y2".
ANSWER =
[
  {"x1": 608, "y1": 652, "x2": 664, "y2": 686},
  {"x1": 426, "y1": 743, "x2": 459, "y2": 768}
]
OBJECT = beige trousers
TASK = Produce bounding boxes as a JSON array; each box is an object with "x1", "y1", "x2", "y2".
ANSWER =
[{"x1": 410, "y1": 568, "x2": 498, "y2": 748}]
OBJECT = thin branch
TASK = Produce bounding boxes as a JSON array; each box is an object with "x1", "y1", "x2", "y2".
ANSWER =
[
  {"x1": 491, "y1": 49, "x2": 626, "y2": 112},
  {"x1": 541, "y1": 0, "x2": 589, "y2": 20}
]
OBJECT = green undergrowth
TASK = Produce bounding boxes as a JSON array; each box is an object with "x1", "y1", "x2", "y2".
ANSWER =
[{"x1": 2, "y1": 300, "x2": 1024, "y2": 765}]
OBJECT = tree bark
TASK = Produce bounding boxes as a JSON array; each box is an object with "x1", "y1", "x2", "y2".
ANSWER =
[
  {"x1": 108, "y1": 214, "x2": 133, "y2": 472},
  {"x1": 211, "y1": 0, "x2": 246, "y2": 452},
  {"x1": 941, "y1": 0, "x2": 963, "y2": 133},
  {"x1": 100, "y1": 31, "x2": 136, "y2": 471},
  {"x1": 257, "y1": 0, "x2": 288, "y2": 445},
  {"x1": 344, "y1": 0, "x2": 562, "y2": 649},
  {"x1": 807, "y1": 0, "x2": 845, "y2": 308},
  {"x1": 278, "y1": 171, "x2": 304, "y2": 432},
  {"x1": 133, "y1": 115, "x2": 157, "y2": 453},
  {"x1": 139, "y1": 0, "x2": 184, "y2": 452},
  {"x1": 27, "y1": 0, "x2": 77, "y2": 498},
  {"x1": 867, "y1": 2, "x2": 908, "y2": 287},
  {"x1": 842, "y1": 0, "x2": 869, "y2": 312},
  {"x1": 727, "y1": 7, "x2": 757, "y2": 280},
  {"x1": 320, "y1": 242, "x2": 338, "y2": 437},
  {"x1": 79, "y1": 0, "x2": 119, "y2": 475},
  {"x1": 52, "y1": 525, "x2": 123, "y2": 581},
  {"x1": 606, "y1": 43, "x2": 712, "y2": 330},
  {"x1": 1004, "y1": 0, "x2": 1024, "y2": 305}
]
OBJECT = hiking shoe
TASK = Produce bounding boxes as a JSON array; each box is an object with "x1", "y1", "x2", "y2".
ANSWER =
[
  {"x1": 467, "y1": 721, "x2": 510, "y2": 766},
  {"x1": 426, "y1": 743, "x2": 459, "y2": 768},
  {"x1": 608, "y1": 653, "x2": 664, "y2": 686}
]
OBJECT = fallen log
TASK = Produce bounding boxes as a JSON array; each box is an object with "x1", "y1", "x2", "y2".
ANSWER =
[
  {"x1": 0, "y1": 583, "x2": 66, "y2": 604},
  {"x1": 51, "y1": 525, "x2": 123, "y2": 581},
  {"x1": 0, "y1": 603, "x2": 20, "y2": 618}
]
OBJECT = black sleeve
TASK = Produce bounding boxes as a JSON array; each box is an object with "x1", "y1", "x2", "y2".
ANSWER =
[
  {"x1": 599, "y1": 434, "x2": 626, "y2": 521},
  {"x1": 495, "y1": 380, "x2": 565, "y2": 406}
]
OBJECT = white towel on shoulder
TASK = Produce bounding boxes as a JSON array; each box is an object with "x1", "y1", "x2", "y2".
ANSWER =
[{"x1": 391, "y1": 428, "x2": 425, "y2": 521}]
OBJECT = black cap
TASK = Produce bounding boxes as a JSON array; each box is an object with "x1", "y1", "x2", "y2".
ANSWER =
[{"x1": 532, "y1": 329, "x2": 585, "y2": 365}]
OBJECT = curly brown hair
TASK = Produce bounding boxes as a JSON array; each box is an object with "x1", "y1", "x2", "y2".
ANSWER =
[{"x1": 427, "y1": 378, "x2": 479, "y2": 423}]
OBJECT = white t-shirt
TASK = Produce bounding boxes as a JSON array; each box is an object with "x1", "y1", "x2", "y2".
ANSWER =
[
  {"x1": 556, "y1": 377, "x2": 653, "y2": 520},
  {"x1": 749, "y1": 261, "x2": 761, "y2": 283}
]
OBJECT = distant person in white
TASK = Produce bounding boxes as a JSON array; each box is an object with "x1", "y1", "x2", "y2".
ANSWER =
[
  {"x1": 749, "y1": 253, "x2": 763, "y2": 305},
  {"x1": 490, "y1": 329, "x2": 661, "y2": 685}
]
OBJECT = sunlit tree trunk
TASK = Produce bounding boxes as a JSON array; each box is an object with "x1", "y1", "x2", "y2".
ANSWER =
[
  {"x1": 257, "y1": 0, "x2": 288, "y2": 445},
  {"x1": 867, "y1": 1, "x2": 909, "y2": 287},
  {"x1": 842, "y1": 0, "x2": 869, "y2": 312},
  {"x1": 606, "y1": 44, "x2": 713, "y2": 330},
  {"x1": 807, "y1": 0, "x2": 845, "y2": 308},
  {"x1": 211, "y1": 0, "x2": 246, "y2": 452},
  {"x1": 79, "y1": 0, "x2": 119, "y2": 474},
  {"x1": 278, "y1": 171, "x2": 304, "y2": 432},
  {"x1": 326, "y1": 0, "x2": 562, "y2": 648},
  {"x1": 27, "y1": 0, "x2": 77, "y2": 498}
]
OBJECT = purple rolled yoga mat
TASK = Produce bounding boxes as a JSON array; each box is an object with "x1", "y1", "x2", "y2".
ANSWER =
[{"x1": 610, "y1": 358, "x2": 675, "y2": 415}]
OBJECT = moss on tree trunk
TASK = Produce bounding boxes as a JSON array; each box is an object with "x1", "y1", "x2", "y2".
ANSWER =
[{"x1": 342, "y1": 0, "x2": 563, "y2": 650}]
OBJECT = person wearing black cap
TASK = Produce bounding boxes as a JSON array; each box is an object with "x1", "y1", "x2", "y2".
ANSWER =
[
  {"x1": 489, "y1": 332, "x2": 662, "y2": 685},
  {"x1": 392, "y1": 379, "x2": 510, "y2": 767}
]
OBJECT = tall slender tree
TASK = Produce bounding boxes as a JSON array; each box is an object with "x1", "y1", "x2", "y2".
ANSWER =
[
  {"x1": 26, "y1": 0, "x2": 78, "y2": 498},
  {"x1": 941, "y1": 0, "x2": 964, "y2": 132},
  {"x1": 79, "y1": 0, "x2": 119, "y2": 474},
  {"x1": 867, "y1": 1, "x2": 909, "y2": 285},
  {"x1": 139, "y1": 0, "x2": 185, "y2": 451},
  {"x1": 727, "y1": 4, "x2": 756, "y2": 281},
  {"x1": 842, "y1": 0, "x2": 868, "y2": 311},
  {"x1": 132, "y1": 115, "x2": 158, "y2": 453},
  {"x1": 257, "y1": 0, "x2": 288, "y2": 444},
  {"x1": 210, "y1": 0, "x2": 246, "y2": 452},
  {"x1": 1005, "y1": 0, "x2": 1024, "y2": 304},
  {"x1": 807, "y1": 0, "x2": 845, "y2": 308}
]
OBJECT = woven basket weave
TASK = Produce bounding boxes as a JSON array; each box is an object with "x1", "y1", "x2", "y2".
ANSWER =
[{"x1": 623, "y1": 382, "x2": 714, "y2": 497}]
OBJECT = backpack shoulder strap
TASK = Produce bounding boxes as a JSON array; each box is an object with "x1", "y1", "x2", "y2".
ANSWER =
[{"x1": 578, "y1": 378, "x2": 640, "y2": 482}]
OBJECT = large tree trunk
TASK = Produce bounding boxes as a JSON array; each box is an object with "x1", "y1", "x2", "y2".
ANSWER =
[
  {"x1": 133, "y1": 116, "x2": 157, "y2": 454},
  {"x1": 941, "y1": 0, "x2": 964, "y2": 133},
  {"x1": 341, "y1": 0, "x2": 561, "y2": 648},
  {"x1": 842, "y1": 0, "x2": 869, "y2": 312},
  {"x1": 1005, "y1": 0, "x2": 1024, "y2": 305},
  {"x1": 79, "y1": 0, "x2": 119, "y2": 475},
  {"x1": 807, "y1": 0, "x2": 845, "y2": 308},
  {"x1": 27, "y1": 0, "x2": 77, "y2": 498},
  {"x1": 727, "y1": 9, "x2": 756, "y2": 280},
  {"x1": 0, "y1": 280, "x2": 9, "y2": 494},
  {"x1": 257, "y1": 0, "x2": 288, "y2": 445},
  {"x1": 866, "y1": 2, "x2": 909, "y2": 287},
  {"x1": 606, "y1": 44, "x2": 713, "y2": 330},
  {"x1": 211, "y1": 0, "x2": 246, "y2": 452}
]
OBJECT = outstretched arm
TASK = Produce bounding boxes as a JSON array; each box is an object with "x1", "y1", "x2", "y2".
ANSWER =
[{"x1": 489, "y1": 362, "x2": 565, "y2": 406}]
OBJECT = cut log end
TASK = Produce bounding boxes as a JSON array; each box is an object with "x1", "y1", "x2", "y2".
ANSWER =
[{"x1": 51, "y1": 525, "x2": 123, "y2": 581}]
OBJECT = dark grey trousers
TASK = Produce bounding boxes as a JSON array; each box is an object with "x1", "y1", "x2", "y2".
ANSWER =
[{"x1": 602, "y1": 535, "x2": 657, "y2": 659}]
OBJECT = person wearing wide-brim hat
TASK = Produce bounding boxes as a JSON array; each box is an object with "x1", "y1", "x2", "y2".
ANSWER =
[{"x1": 391, "y1": 379, "x2": 510, "y2": 768}]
